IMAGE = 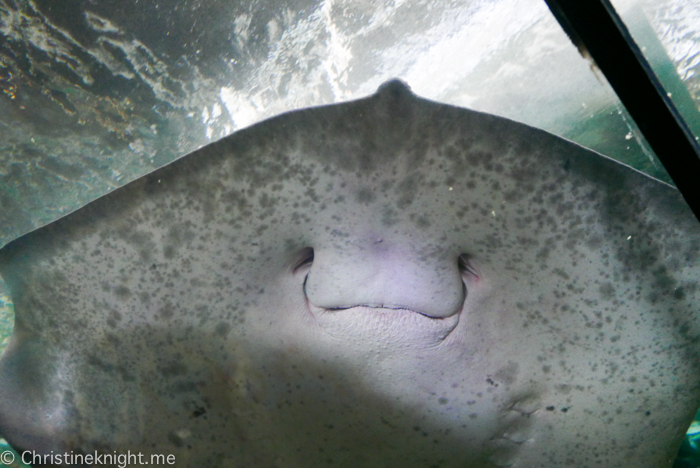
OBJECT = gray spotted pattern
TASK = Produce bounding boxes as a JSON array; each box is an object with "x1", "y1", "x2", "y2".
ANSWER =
[{"x1": 0, "y1": 80, "x2": 699, "y2": 467}]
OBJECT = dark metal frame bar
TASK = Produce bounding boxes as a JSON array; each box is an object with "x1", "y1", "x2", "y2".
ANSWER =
[{"x1": 544, "y1": 0, "x2": 700, "y2": 222}]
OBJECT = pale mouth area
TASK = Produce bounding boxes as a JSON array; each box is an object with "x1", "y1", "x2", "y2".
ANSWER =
[
  {"x1": 306, "y1": 301, "x2": 462, "y2": 346},
  {"x1": 293, "y1": 247, "x2": 470, "y2": 345}
]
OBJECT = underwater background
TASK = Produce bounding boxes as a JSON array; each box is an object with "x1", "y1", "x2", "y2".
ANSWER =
[{"x1": 0, "y1": 0, "x2": 699, "y2": 465}]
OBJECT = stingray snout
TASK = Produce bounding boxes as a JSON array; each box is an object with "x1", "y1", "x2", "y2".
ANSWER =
[{"x1": 298, "y1": 246, "x2": 472, "y2": 319}]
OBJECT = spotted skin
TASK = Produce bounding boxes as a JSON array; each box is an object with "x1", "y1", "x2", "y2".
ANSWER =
[{"x1": 0, "y1": 80, "x2": 698, "y2": 467}]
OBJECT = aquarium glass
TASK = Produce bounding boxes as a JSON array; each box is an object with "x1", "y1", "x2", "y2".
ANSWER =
[{"x1": 1, "y1": 0, "x2": 699, "y2": 465}]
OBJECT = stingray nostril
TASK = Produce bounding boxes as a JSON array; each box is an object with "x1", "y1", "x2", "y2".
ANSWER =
[
  {"x1": 458, "y1": 254, "x2": 479, "y2": 280},
  {"x1": 293, "y1": 247, "x2": 314, "y2": 273}
]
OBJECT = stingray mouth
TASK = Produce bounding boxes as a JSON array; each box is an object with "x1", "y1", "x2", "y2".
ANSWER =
[
  {"x1": 304, "y1": 300, "x2": 463, "y2": 343},
  {"x1": 294, "y1": 248, "x2": 465, "y2": 342},
  {"x1": 303, "y1": 280, "x2": 466, "y2": 320},
  {"x1": 308, "y1": 299, "x2": 464, "y2": 320}
]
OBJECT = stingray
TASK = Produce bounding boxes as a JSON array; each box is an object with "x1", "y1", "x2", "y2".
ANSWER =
[{"x1": 0, "y1": 80, "x2": 698, "y2": 467}]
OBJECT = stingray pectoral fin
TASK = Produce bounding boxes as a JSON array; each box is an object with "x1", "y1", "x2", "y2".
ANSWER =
[{"x1": 0, "y1": 334, "x2": 68, "y2": 455}]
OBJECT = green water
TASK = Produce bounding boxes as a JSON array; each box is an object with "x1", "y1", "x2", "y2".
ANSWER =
[{"x1": 0, "y1": 438, "x2": 31, "y2": 467}]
